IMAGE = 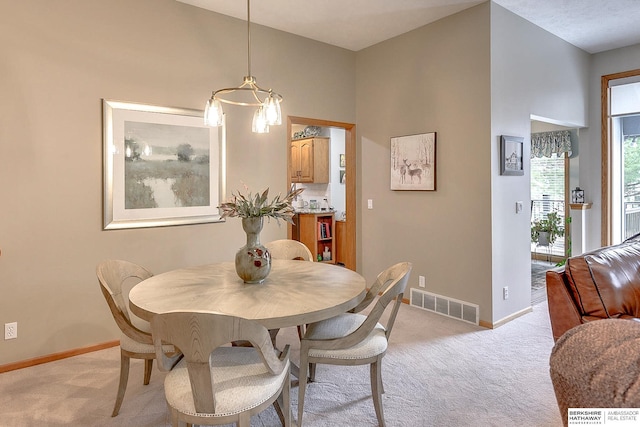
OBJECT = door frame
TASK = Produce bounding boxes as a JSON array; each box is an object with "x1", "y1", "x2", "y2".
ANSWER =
[
  {"x1": 601, "y1": 68, "x2": 640, "y2": 246},
  {"x1": 287, "y1": 116, "x2": 357, "y2": 270}
]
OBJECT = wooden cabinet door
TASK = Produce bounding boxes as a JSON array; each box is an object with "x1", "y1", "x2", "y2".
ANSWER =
[
  {"x1": 298, "y1": 139, "x2": 314, "y2": 182},
  {"x1": 290, "y1": 137, "x2": 328, "y2": 183},
  {"x1": 290, "y1": 140, "x2": 302, "y2": 181}
]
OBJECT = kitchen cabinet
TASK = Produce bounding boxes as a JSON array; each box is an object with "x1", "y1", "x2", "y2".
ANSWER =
[
  {"x1": 290, "y1": 137, "x2": 329, "y2": 183},
  {"x1": 295, "y1": 212, "x2": 335, "y2": 263}
]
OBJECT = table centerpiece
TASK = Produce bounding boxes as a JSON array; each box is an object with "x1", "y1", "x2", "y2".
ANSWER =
[{"x1": 219, "y1": 185, "x2": 303, "y2": 283}]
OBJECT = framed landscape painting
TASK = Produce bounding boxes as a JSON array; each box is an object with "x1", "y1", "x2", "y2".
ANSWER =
[
  {"x1": 103, "y1": 100, "x2": 225, "y2": 229},
  {"x1": 390, "y1": 132, "x2": 437, "y2": 191},
  {"x1": 500, "y1": 135, "x2": 524, "y2": 176}
]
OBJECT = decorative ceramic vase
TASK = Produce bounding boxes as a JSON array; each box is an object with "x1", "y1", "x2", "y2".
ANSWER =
[{"x1": 235, "y1": 217, "x2": 271, "y2": 283}]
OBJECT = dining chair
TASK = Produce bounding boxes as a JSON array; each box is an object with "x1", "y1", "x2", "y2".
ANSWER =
[
  {"x1": 151, "y1": 311, "x2": 292, "y2": 427},
  {"x1": 297, "y1": 261, "x2": 412, "y2": 427},
  {"x1": 265, "y1": 239, "x2": 313, "y2": 340},
  {"x1": 96, "y1": 259, "x2": 180, "y2": 417},
  {"x1": 265, "y1": 239, "x2": 313, "y2": 261}
]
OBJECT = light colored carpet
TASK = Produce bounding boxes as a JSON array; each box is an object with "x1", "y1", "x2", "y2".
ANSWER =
[{"x1": 0, "y1": 302, "x2": 561, "y2": 426}]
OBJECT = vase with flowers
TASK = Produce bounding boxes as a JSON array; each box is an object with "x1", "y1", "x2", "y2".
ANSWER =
[{"x1": 219, "y1": 185, "x2": 303, "y2": 283}]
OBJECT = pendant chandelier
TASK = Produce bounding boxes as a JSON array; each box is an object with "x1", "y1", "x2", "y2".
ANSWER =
[{"x1": 204, "y1": 0, "x2": 282, "y2": 133}]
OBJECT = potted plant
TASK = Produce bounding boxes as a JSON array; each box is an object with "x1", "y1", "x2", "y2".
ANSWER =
[{"x1": 531, "y1": 211, "x2": 564, "y2": 247}]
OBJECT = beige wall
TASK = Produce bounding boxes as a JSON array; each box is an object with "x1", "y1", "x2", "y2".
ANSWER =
[
  {"x1": 356, "y1": 4, "x2": 494, "y2": 321},
  {"x1": 0, "y1": 0, "x2": 355, "y2": 365}
]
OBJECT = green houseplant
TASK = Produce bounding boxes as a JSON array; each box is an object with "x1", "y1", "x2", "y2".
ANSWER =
[{"x1": 531, "y1": 211, "x2": 565, "y2": 247}]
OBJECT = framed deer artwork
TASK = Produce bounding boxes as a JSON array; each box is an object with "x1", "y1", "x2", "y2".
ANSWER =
[{"x1": 390, "y1": 132, "x2": 437, "y2": 191}]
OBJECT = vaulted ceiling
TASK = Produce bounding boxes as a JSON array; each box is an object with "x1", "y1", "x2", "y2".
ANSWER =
[{"x1": 177, "y1": 0, "x2": 640, "y2": 53}]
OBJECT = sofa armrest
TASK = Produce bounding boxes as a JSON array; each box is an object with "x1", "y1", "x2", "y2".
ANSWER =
[{"x1": 546, "y1": 268, "x2": 583, "y2": 342}]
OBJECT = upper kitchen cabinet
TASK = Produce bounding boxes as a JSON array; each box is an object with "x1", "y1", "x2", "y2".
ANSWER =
[{"x1": 290, "y1": 137, "x2": 329, "y2": 183}]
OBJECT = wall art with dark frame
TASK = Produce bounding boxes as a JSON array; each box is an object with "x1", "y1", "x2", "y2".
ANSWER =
[
  {"x1": 103, "y1": 99, "x2": 225, "y2": 230},
  {"x1": 500, "y1": 135, "x2": 524, "y2": 176},
  {"x1": 390, "y1": 132, "x2": 437, "y2": 191}
]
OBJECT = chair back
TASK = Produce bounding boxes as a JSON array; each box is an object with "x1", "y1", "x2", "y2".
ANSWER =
[
  {"x1": 265, "y1": 239, "x2": 313, "y2": 261},
  {"x1": 308, "y1": 262, "x2": 412, "y2": 351},
  {"x1": 363, "y1": 261, "x2": 412, "y2": 340},
  {"x1": 96, "y1": 259, "x2": 153, "y2": 343},
  {"x1": 150, "y1": 311, "x2": 289, "y2": 414}
]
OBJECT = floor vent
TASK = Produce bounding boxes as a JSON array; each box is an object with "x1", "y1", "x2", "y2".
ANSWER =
[{"x1": 410, "y1": 288, "x2": 479, "y2": 325}]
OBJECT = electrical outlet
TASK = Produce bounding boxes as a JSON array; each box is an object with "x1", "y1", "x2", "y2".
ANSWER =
[
  {"x1": 503, "y1": 286, "x2": 509, "y2": 300},
  {"x1": 5, "y1": 322, "x2": 17, "y2": 340},
  {"x1": 367, "y1": 199, "x2": 373, "y2": 209},
  {"x1": 419, "y1": 275, "x2": 426, "y2": 288}
]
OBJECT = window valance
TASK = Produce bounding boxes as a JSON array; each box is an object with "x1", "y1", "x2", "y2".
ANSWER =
[{"x1": 531, "y1": 130, "x2": 572, "y2": 158}]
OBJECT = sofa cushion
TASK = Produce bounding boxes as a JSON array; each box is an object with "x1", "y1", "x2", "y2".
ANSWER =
[{"x1": 565, "y1": 240, "x2": 640, "y2": 319}]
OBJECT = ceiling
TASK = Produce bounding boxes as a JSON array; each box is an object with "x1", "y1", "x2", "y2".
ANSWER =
[{"x1": 177, "y1": 0, "x2": 640, "y2": 54}]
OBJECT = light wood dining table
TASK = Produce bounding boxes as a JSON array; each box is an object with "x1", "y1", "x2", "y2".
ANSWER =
[{"x1": 128, "y1": 259, "x2": 367, "y2": 330}]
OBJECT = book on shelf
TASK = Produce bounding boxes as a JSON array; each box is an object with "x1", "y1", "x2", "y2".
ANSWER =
[{"x1": 317, "y1": 221, "x2": 332, "y2": 239}]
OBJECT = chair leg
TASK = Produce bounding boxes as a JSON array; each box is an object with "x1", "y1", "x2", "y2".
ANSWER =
[
  {"x1": 112, "y1": 350, "x2": 130, "y2": 417},
  {"x1": 273, "y1": 398, "x2": 285, "y2": 426},
  {"x1": 238, "y1": 411, "x2": 251, "y2": 427},
  {"x1": 298, "y1": 349, "x2": 309, "y2": 426},
  {"x1": 370, "y1": 359, "x2": 385, "y2": 427},
  {"x1": 309, "y1": 362, "x2": 317, "y2": 382},
  {"x1": 283, "y1": 370, "x2": 291, "y2": 427},
  {"x1": 143, "y1": 359, "x2": 153, "y2": 385},
  {"x1": 170, "y1": 409, "x2": 180, "y2": 427}
]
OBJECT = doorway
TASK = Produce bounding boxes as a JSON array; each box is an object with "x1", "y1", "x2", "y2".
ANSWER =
[
  {"x1": 530, "y1": 121, "x2": 572, "y2": 263},
  {"x1": 602, "y1": 68, "x2": 640, "y2": 246},
  {"x1": 529, "y1": 120, "x2": 575, "y2": 305},
  {"x1": 286, "y1": 116, "x2": 357, "y2": 270},
  {"x1": 602, "y1": 70, "x2": 640, "y2": 245}
]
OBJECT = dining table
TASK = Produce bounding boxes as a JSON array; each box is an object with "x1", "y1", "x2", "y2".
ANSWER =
[{"x1": 128, "y1": 259, "x2": 367, "y2": 330}]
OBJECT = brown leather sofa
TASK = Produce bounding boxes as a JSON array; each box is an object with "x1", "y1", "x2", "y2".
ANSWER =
[{"x1": 546, "y1": 236, "x2": 640, "y2": 341}]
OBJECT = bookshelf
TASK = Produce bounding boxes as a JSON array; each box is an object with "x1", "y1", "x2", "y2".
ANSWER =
[{"x1": 296, "y1": 212, "x2": 335, "y2": 263}]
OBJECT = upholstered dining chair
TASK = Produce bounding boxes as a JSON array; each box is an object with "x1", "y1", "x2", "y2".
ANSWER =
[
  {"x1": 96, "y1": 259, "x2": 180, "y2": 417},
  {"x1": 151, "y1": 311, "x2": 292, "y2": 427},
  {"x1": 297, "y1": 261, "x2": 412, "y2": 427},
  {"x1": 265, "y1": 239, "x2": 313, "y2": 340},
  {"x1": 265, "y1": 239, "x2": 313, "y2": 261}
]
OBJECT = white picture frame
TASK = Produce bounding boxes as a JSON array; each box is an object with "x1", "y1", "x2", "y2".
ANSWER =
[{"x1": 103, "y1": 99, "x2": 225, "y2": 229}]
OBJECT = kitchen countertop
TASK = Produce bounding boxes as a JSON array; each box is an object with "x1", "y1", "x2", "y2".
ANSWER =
[{"x1": 294, "y1": 209, "x2": 336, "y2": 214}]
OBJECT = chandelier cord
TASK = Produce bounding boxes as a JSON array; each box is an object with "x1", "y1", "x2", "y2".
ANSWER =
[{"x1": 246, "y1": 0, "x2": 251, "y2": 79}]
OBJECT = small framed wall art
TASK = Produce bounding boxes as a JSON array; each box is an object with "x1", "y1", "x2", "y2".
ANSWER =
[
  {"x1": 500, "y1": 135, "x2": 524, "y2": 176},
  {"x1": 390, "y1": 132, "x2": 436, "y2": 191}
]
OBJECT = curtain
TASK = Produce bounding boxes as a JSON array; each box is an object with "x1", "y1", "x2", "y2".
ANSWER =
[{"x1": 531, "y1": 130, "x2": 572, "y2": 158}]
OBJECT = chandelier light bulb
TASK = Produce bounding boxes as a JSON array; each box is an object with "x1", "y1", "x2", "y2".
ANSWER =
[
  {"x1": 252, "y1": 105, "x2": 269, "y2": 133},
  {"x1": 204, "y1": 96, "x2": 224, "y2": 127},
  {"x1": 264, "y1": 95, "x2": 282, "y2": 126}
]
